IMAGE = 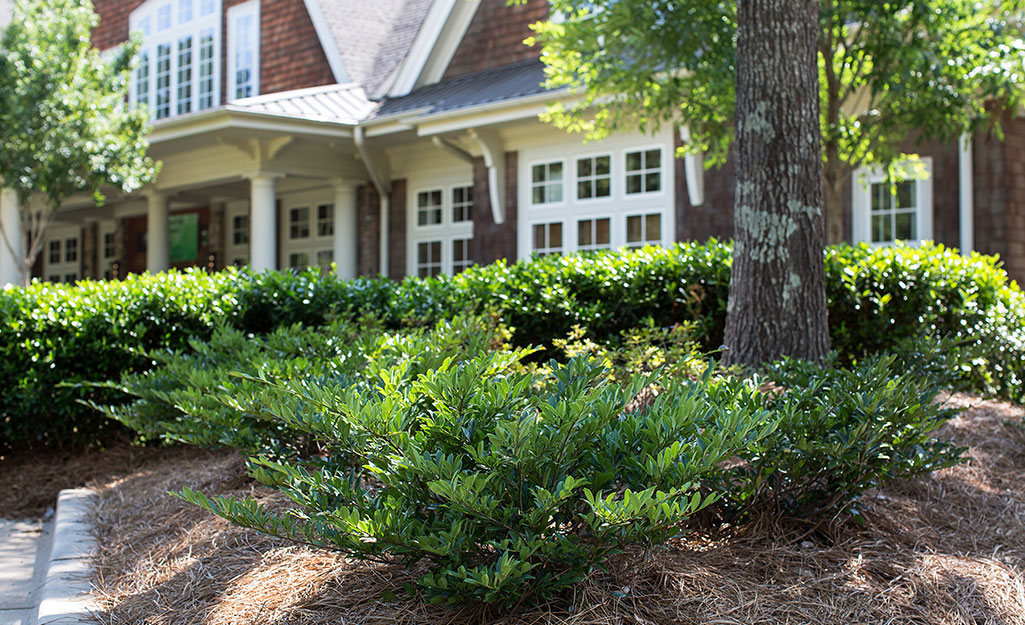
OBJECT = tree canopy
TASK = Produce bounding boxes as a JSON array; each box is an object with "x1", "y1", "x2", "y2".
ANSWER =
[
  {"x1": 529, "y1": 0, "x2": 1025, "y2": 242},
  {"x1": 0, "y1": 0, "x2": 157, "y2": 282}
]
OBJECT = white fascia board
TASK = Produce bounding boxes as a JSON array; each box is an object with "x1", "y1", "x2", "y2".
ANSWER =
[
  {"x1": 375, "y1": 0, "x2": 460, "y2": 99},
  {"x1": 302, "y1": 0, "x2": 350, "y2": 83},
  {"x1": 148, "y1": 109, "x2": 355, "y2": 144},
  {"x1": 416, "y1": 0, "x2": 480, "y2": 88}
]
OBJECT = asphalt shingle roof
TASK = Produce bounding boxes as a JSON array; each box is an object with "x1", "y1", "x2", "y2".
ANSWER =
[
  {"x1": 373, "y1": 59, "x2": 550, "y2": 119},
  {"x1": 312, "y1": 0, "x2": 434, "y2": 96}
]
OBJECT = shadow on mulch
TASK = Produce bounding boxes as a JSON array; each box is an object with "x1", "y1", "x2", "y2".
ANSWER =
[
  {"x1": 0, "y1": 439, "x2": 175, "y2": 519},
  {"x1": 90, "y1": 394, "x2": 1025, "y2": 625}
]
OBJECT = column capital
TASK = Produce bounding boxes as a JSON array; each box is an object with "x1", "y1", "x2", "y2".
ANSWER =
[{"x1": 243, "y1": 171, "x2": 286, "y2": 183}]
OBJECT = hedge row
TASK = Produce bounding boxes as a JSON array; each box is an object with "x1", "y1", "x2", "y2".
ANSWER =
[{"x1": 2, "y1": 240, "x2": 1022, "y2": 448}]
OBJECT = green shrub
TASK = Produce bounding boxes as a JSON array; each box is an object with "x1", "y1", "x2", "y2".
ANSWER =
[
  {"x1": 97, "y1": 316, "x2": 515, "y2": 455},
  {"x1": 178, "y1": 354, "x2": 778, "y2": 607},
  {"x1": 715, "y1": 351, "x2": 964, "y2": 522}
]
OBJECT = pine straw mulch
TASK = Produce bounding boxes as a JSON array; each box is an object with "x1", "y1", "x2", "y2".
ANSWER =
[
  {"x1": 0, "y1": 438, "x2": 165, "y2": 519},
  {"x1": 89, "y1": 393, "x2": 1025, "y2": 625}
]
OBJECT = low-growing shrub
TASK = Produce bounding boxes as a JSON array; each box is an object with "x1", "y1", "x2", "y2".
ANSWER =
[
  {"x1": 714, "y1": 352, "x2": 964, "y2": 522},
  {"x1": 178, "y1": 355, "x2": 778, "y2": 607},
  {"x1": 96, "y1": 316, "x2": 514, "y2": 456}
]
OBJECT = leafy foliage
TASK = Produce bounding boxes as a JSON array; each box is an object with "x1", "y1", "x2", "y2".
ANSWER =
[
  {"x1": 177, "y1": 351, "x2": 778, "y2": 607},
  {"x1": 0, "y1": 0, "x2": 157, "y2": 282},
  {"x1": 3, "y1": 241, "x2": 1023, "y2": 448}
]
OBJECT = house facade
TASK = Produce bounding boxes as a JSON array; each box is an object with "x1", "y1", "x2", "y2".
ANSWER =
[{"x1": 0, "y1": 0, "x2": 1022, "y2": 286}]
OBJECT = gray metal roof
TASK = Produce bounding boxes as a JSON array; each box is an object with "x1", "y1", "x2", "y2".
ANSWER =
[
  {"x1": 311, "y1": 0, "x2": 434, "y2": 96},
  {"x1": 373, "y1": 59, "x2": 550, "y2": 119},
  {"x1": 227, "y1": 83, "x2": 376, "y2": 125}
]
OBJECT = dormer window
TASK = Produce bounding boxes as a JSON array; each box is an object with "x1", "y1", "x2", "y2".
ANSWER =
[{"x1": 130, "y1": 0, "x2": 221, "y2": 120}]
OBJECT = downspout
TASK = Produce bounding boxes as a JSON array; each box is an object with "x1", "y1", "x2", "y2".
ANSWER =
[
  {"x1": 355, "y1": 126, "x2": 391, "y2": 277},
  {"x1": 959, "y1": 132, "x2": 974, "y2": 255},
  {"x1": 679, "y1": 126, "x2": 705, "y2": 206}
]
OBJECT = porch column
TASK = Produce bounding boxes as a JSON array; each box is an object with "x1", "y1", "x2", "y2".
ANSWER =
[
  {"x1": 247, "y1": 173, "x2": 279, "y2": 272},
  {"x1": 332, "y1": 180, "x2": 358, "y2": 280},
  {"x1": 145, "y1": 189, "x2": 169, "y2": 274},
  {"x1": 0, "y1": 188, "x2": 22, "y2": 286}
]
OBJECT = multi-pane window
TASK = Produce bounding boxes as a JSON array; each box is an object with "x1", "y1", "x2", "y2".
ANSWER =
[
  {"x1": 130, "y1": 0, "x2": 221, "y2": 119},
  {"x1": 288, "y1": 252, "x2": 309, "y2": 270},
  {"x1": 229, "y1": 1, "x2": 259, "y2": 100},
  {"x1": 65, "y1": 238, "x2": 78, "y2": 263},
  {"x1": 577, "y1": 217, "x2": 611, "y2": 251},
  {"x1": 531, "y1": 161, "x2": 564, "y2": 204},
  {"x1": 176, "y1": 36, "x2": 193, "y2": 115},
  {"x1": 625, "y1": 149, "x2": 662, "y2": 194},
  {"x1": 289, "y1": 207, "x2": 310, "y2": 239},
  {"x1": 232, "y1": 214, "x2": 249, "y2": 245},
  {"x1": 532, "y1": 222, "x2": 564, "y2": 257},
  {"x1": 577, "y1": 155, "x2": 611, "y2": 200},
  {"x1": 317, "y1": 204, "x2": 334, "y2": 237},
  {"x1": 417, "y1": 190, "x2": 443, "y2": 226},
  {"x1": 103, "y1": 233, "x2": 117, "y2": 259},
  {"x1": 626, "y1": 213, "x2": 662, "y2": 248},
  {"x1": 316, "y1": 249, "x2": 333, "y2": 272},
  {"x1": 417, "y1": 241, "x2": 442, "y2": 277},
  {"x1": 411, "y1": 183, "x2": 474, "y2": 277},
  {"x1": 870, "y1": 180, "x2": 917, "y2": 244},
  {"x1": 155, "y1": 43, "x2": 172, "y2": 119},
  {"x1": 452, "y1": 239, "x2": 473, "y2": 273},
  {"x1": 452, "y1": 186, "x2": 473, "y2": 222},
  {"x1": 49, "y1": 241, "x2": 60, "y2": 264},
  {"x1": 852, "y1": 159, "x2": 932, "y2": 247}
]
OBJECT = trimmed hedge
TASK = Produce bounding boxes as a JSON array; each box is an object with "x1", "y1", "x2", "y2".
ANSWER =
[{"x1": 2, "y1": 240, "x2": 1022, "y2": 448}]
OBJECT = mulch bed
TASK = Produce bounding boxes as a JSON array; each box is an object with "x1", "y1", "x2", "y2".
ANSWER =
[{"x1": 57, "y1": 394, "x2": 1025, "y2": 623}]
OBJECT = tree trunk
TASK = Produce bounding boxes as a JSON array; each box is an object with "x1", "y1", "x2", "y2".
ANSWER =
[{"x1": 723, "y1": 0, "x2": 830, "y2": 366}]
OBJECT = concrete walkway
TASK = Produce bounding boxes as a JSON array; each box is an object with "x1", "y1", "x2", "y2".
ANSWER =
[
  {"x1": 0, "y1": 518, "x2": 52, "y2": 625},
  {"x1": 0, "y1": 490, "x2": 98, "y2": 625}
]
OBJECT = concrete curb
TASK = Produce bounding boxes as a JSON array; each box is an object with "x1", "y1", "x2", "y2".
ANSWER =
[{"x1": 34, "y1": 490, "x2": 98, "y2": 625}]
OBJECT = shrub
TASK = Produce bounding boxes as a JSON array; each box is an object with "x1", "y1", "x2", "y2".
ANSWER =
[
  {"x1": 715, "y1": 351, "x2": 964, "y2": 522},
  {"x1": 178, "y1": 355, "x2": 778, "y2": 607},
  {"x1": 97, "y1": 316, "x2": 514, "y2": 456}
]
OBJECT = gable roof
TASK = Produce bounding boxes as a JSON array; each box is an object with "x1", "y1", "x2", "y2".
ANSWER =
[{"x1": 304, "y1": 0, "x2": 434, "y2": 96}]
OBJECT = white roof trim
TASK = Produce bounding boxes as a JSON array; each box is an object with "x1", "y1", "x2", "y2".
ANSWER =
[
  {"x1": 302, "y1": 0, "x2": 350, "y2": 83},
  {"x1": 375, "y1": 0, "x2": 480, "y2": 99}
]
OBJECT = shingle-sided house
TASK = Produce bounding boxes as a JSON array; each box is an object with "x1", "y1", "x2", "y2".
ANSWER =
[{"x1": 0, "y1": 0, "x2": 1023, "y2": 285}]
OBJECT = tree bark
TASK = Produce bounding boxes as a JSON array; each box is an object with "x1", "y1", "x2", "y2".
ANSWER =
[{"x1": 723, "y1": 0, "x2": 830, "y2": 366}]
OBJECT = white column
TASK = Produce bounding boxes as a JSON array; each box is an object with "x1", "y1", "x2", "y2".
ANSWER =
[
  {"x1": 145, "y1": 190, "x2": 169, "y2": 274},
  {"x1": 959, "y1": 132, "x2": 975, "y2": 255},
  {"x1": 248, "y1": 174, "x2": 278, "y2": 272},
  {"x1": 332, "y1": 181, "x2": 358, "y2": 279},
  {"x1": 0, "y1": 188, "x2": 23, "y2": 286}
]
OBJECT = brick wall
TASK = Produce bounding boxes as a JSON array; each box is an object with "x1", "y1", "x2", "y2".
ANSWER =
[
  {"x1": 991, "y1": 118, "x2": 1025, "y2": 283},
  {"x1": 356, "y1": 183, "x2": 381, "y2": 277},
  {"x1": 82, "y1": 223, "x2": 99, "y2": 279},
  {"x1": 388, "y1": 180, "x2": 408, "y2": 280},
  {"x1": 444, "y1": 0, "x2": 547, "y2": 79},
  {"x1": 93, "y1": 0, "x2": 334, "y2": 101},
  {"x1": 470, "y1": 153, "x2": 518, "y2": 265}
]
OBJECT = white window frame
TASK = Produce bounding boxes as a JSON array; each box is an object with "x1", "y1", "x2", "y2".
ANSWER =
[
  {"x1": 852, "y1": 158, "x2": 933, "y2": 246},
  {"x1": 518, "y1": 130, "x2": 675, "y2": 259},
  {"x1": 42, "y1": 225, "x2": 81, "y2": 284},
  {"x1": 529, "y1": 159, "x2": 567, "y2": 207},
  {"x1": 575, "y1": 214, "x2": 613, "y2": 252},
  {"x1": 279, "y1": 193, "x2": 334, "y2": 271},
  {"x1": 530, "y1": 221, "x2": 565, "y2": 257},
  {"x1": 574, "y1": 152, "x2": 614, "y2": 202},
  {"x1": 623, "y1": 145, "x2": 667, "y2": 198},
  {"x1": 408, "y1": 180, "x2": 475, "y2": 277},
  {"x1": 224, "y1": 201, "x2": 250, "y2": 267},
  {"x1": 98, "y1": 220, "x2": 118, "y2": 280},
  {"x1": 129, "y1": 0, "x2": 222, "y2": 120},
  {"x1": 227, "y1": 0, "x2": 260, "y2": 101},
  {"x1": 625, "y1": 211, "x2": 665, "y2": 249}
]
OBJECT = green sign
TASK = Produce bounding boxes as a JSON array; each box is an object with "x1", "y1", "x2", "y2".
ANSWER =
[{"x1": 168, "y1": 213, "x2": 199, "y2": 263}]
